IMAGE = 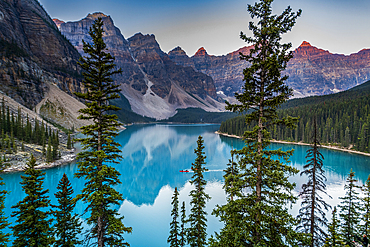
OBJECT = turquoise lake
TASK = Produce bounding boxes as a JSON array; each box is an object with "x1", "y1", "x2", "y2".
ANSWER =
[{"x1": 2, "y1": 123, "x2": 370, "y2": 246}]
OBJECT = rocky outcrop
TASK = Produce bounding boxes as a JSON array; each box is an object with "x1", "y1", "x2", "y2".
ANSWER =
[
  {"x1": 58, "y1": 12, "x2": 148, "y2": 95},
  {"x1": 128, "y1": 33, "x2": 217, "y2": 100},
  {"x1": 285, "y1": 41, "x2": 370, "y2": 96},
  {"x1": 52, "y1": 18, "x2": 64, "y2": 28},
  {"x1": 169, "y1": 46, "x2": 252, "y2": 97},
  {"x1": 0, "y1": 0, "x2": 82, "y2": 109},
  {"x1": 169, "y1": 42, "x2": 370, "y2": 98},
  {"x1": 58, "y1": 13, "x2": 224, "y2": 120},
  {"x1": 35, "y1": 84, "x2": 92, "y2": 130}
]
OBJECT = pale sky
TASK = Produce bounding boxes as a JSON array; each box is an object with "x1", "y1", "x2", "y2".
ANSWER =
[{"x1": 39, "y1": 0, "x2": 370, "y2": 56}]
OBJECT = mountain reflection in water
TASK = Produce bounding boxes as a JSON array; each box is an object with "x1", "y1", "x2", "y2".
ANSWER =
[{"x1": 2, "y1": 123, "x2": 370, "y2": 247}]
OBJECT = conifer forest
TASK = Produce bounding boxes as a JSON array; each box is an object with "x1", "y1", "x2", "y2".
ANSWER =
[{"x1": 0, "y1": 0, "x2": 370, "y2": 246}]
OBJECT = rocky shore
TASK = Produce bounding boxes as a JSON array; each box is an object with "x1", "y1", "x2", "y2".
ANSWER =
[
  {"x1": 4, "y1": 152, "x2": 77, "y2": 173},
  {"x1": 2, "y1": 147, "x2": 77, "y2": 173},
  {"x1": 215, "y1": 131, "x2": 370, "y2": 157}
]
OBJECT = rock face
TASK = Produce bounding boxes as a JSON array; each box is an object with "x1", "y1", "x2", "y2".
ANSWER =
[
  {"x1": 0, "y1": 0, "x2": 82, "y2": 109},
  {"x1": 169, "y1": 46, "x2": 252, "y2": 97},
  {"x1": 169, "y1": 42, "x2": 370, "y2": 98},
  {"x1": 285, "y1": 41, "x2": 370, "y2": 96},
  {"x1": 57, "y1": 13, "x2": 223, "y2": 119}
]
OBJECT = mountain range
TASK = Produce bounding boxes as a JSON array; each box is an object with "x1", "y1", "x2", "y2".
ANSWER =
[
  {"x1": 169, "y1": 41, "x2": 370, "y2": 98},
  {"x1": 55, "y1": 13, "x2": 224, "y2": 120},
  {"x1": 0, "y1": 0, "x2": 88, "y2": 129},
  {"x1": 1, "y1": 0, "x2": 370, "y2": 127}
]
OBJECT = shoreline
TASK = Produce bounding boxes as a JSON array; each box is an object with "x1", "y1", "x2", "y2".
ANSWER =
[
  {"x1": 215, "y1": 131, "x2": 370, "y2": 157},
  {"x1": 3, "y1": 152, "x2": 77, "y2": 173},
  {"x1": 3, "y1": 127, "x2": 128, "y2": 173}
]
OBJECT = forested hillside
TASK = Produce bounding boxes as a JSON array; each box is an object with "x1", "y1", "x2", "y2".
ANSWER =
[{"x1": 220, "y1": 80, "x2": 370, "y2": 153}]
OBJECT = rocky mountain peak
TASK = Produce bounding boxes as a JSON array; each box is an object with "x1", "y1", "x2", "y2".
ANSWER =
[
  {"x1": 86, "y1": 12, "x2": 108, "y2": 19},
  {"x1": 128, "y1": 33, "x2": 161, "y2": 55},
  {"x1": 52, "y1": 18, "x2": 65, "y2": 28},
  {"x1": 168, "y1": 46, "x2": 188, "y2": 56},
  {"x1": 294, "y1": 41, "x2": 331, "y2": 57},
  {"x1": 194, "y1": 47, "x2": 208, "y2": 57},
  {"x1": 299, "y1": 41, "x2": 312, "y2": 47}
]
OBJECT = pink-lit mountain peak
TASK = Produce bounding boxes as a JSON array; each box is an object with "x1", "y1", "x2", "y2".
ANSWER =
[{"x1": 194, "y1": 47, "x2": 208, "y2": 56}]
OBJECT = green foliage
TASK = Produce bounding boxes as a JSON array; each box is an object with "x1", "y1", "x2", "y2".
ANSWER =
[
  {"x1": 187, "y1": 136, "x2": 210, "y2": 247},
  {"x1": 211, "y1": 152, "x2": 245, "y2": 247},
  {"x1": 339, "y1": 169, "x2": 362, "y2": 244},
  {"x1": 0, "y1": 160, "x2": 9, "y2": 246},
  {"x1": 168, "y1": 187, "x2": 180, "y2": 247},
  {"x1": 180, "y1": 201, "x2": 186, "y2": 247},
  {"x1": 46, "y1": 140, "x2": 52, "y2": 163},
  {"x1": 163, "y1": 108, "x2": 237, "y2": 124},
  {"x1": 211, "y1": 153, "x2": 245, "y2": 247},
  {"x1": 215, "y1": 0, "x2": 307, "y2": 245},
  {"x1": 11, "y1": 155, "x2": 54, "y2": 247},
  {"x1": 0, "y1": 100, "x2": 55, "y2": 155},
  {"x1": 324, "y1": 207, "x2": 343, "y2": 247},
  {"x1": 220, "y1": 80, "x2": 370, "y2": 153},
  {"x1": 74, "y1": 17, "x2": 131, "y2": 246},
  {"x1": 362, "y1": 175, "x2": 370, "y2": 235},
  {"x1": 67, "y1": 133, "x2": 72, "y2": 149},
  {"x1": 297, "y1": 120, "x2": 331, "y2": 246},
  {"x1": 52, "y1": 173, "x2": 82, "y2": 247}
]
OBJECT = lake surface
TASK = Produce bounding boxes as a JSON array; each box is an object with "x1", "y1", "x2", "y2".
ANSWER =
[{"x1": 2, "y1": 123, "x2": 370, "y2": 246}]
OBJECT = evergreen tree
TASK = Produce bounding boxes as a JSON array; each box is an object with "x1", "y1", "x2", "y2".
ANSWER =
[
  {"x1": 5, "y1": 106, "x2": 9, "y2": 134},
  {"x1": 46, "y1": 140, "x2": 52, "y2": 163},
  {"x1": 362, "y1": 175, "x2": 370, "y2": 235},
  {"x1": 11, "y1": 154, "x2": 54, "y2": 247},
  {"x1": 297, "y1": 119, "x2": 331, "y2": 246},
  {"x1": 211, "y1": 153, "x2": 245, "y2": 246},
  {"x1": 52, "y1": 173, "x2": 82, "y2": 247},
  {"x1": 168, "y1": 187, "x2": 180, "y2": 247},
  {"x1": 324, "y1": 207, "x2": 343, "y2": 247},
  {"x1": 1, "y1": 99, "x2": 4, "y2": 134},
  {"x1": 186, "y1": 136, "x2": 210, "y2": 247},
  {"x1": 344, "y1": 127, "x2": 351, "y2": 148},
  {"x1": 16, "y1": 107, "x2": 22, "y2": 140},
  {"x1": 0, "y1": 159, "x2": 9, "y2": 246},
  {"x1": 180, "y1": 201, "x2": 186, "y2": 247},
  {"x1": 339, "y1": 169, "x2": 362, "y2": 245},
  {"x1": 74, "y1": 17, "x2": 131, "y2": 247},
  {"x1": 52, "y1": 131, "x2": 58, "y2": 160},
  {"x1": 67, "y1": 133, "x2": 72, "y2": 149},
  {"x1": 223, "y1": 0, "x2": 306, "y2": 245}
]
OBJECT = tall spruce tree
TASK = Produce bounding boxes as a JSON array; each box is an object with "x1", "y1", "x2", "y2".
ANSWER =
[
  {"x1": 0, "y1": 159, "x2": 9, "y2": 246},
  {"x1": 52, "y1": 173, "x2": 82, "y2": 247},
  {"x1": 297, "y1": 119, "x2": 331, "y2": 246},
  {"x1": 180, "y1": 201, "x2": 186, "y2": 247},
  {"x1": 324, "y1": 207, "x2": 343, "y2": 247},
  {"x1": 168, "y1": 187, "x2": 180, "y2": 247},
  {"x1": 362, "y1": 175, "x2": 370, "y2": 235},
  {"x1": 11, "y1": 154, "x2": 54, "y2": 247},
  {"x1": 46, "y1": 140, "x2": 52, "y2": 163},
  {"x1": 74, "y1": 17, "x2": 131, "y2": 247},
  {"x1": 222, "y1": 0, "x2": 307, "y2": 245},
  {"x1": 186, "y1": 136, "x2": 210, "y2": 247},
  {"x1": 67, "y1": 133, "x2": 72, "y2": 149},
  {"x1": 211, "y1": 153, "x2": 245, "y2": 247},
  {"x1": 339, "y1": 169, "x2": 362, "y2": 245}
]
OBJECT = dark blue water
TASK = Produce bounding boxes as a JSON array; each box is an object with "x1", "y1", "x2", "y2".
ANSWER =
[{"x1": 2, "y1": 124, "x2": 370, "y2": 246}]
